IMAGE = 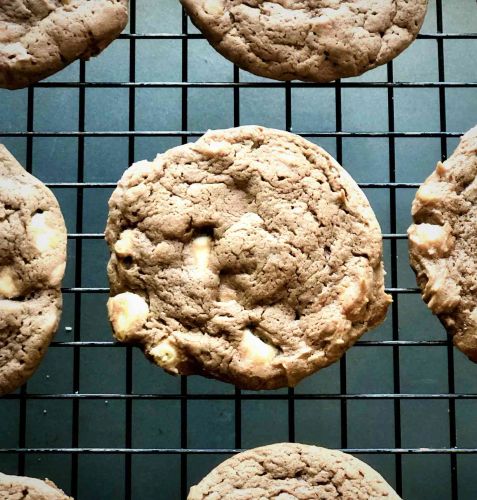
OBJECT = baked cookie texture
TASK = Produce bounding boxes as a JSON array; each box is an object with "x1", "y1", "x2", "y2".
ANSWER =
[
  {"x1": 0, "y1": 472, "x2": 72, "y2": 499},
  {"x1": 106, "y1": 126, "x2": 390, "y2": 390},
  {"x1": 0, "y1": 0, "x2": 129, "y2": 89},
  {"x1": 188, "y1": 442, "x2": 400, "y2": 499},
  {"x1": 0, "y1": 145, "x2": 67, "y2": 395},
  {"x1": 181, "y1": 0, "x2": 428, "y2": 83},
  {"x1": 409, "y1": 126, "x2": 477, "y2": 362}
]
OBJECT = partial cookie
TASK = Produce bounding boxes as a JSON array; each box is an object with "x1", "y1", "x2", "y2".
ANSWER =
[
  {"x1": 0, "y1": 472, "x2": 72, "y2": 499},
  {"x1": 0, "y1": 145, "x2": 67, "y2": 395},
  {"x1": 106, "y1": 126, "x2": 390, "y2": 390},
  {"x1": 0, "y1": 0, "x2": 129, "y2": 89},
  {"x1": 181, "y1": 0, "x2": 428, "y2": 83},
  {"x1": 409, "y1": 126, "x2": 477, "y2": 361},
  {"x1": 188, "y1": 442, "x2": 400, "y2": 499}
]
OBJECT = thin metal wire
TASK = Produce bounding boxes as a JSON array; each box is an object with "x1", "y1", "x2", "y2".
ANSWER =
[
  {"x1": 125, "y1": 3, "x2": 137, "y2": 498},
  {"x1": 387, "y1": 59, "x2": 403, "y2": 496},
  {"x1": 17, "y1": 86, "x2": 35, "y2": 477},
  {"x1": 4, "y1": 393, "x2": 476, "y2": 401},
  {"x1": 1, "y1": 4, "x2": 475, "y2": 498},
  {"x1": 180, "y1": 11, "x2": 189, "y2": 500},
  {"x1": 113, "y1": 31, "x2": 477, "y2": 40},
  {"x1": 0, "y1": 131, "x2": 466, "y2": 138},
  {"x1": 435, "y1": 2, "x2": 459, "y2": 498},
  {"x1": 1, "y1": 447, "x2": 476, "y2": 455},
  {"x1": 233, "y1": 64, "x2": 242, "y2": 452}
]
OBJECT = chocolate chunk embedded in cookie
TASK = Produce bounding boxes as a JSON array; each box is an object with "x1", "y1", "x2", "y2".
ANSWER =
[
  {"x1": 106, "y1": 126, "x2": 391, "y2": 390},
  {"x1": 0, "y1": 145, "x2": 67, "y2": 395},
  {"x1": 188, "y1": 443, "x2": 400, "y2": 499},
  {"x1": 0, "y1": 0, "x2": 129, "y2": 89},
  {"x1": 0, "y1": 472, "x2": 73, "y2": 499},
  {"x1": 409, "y1": 126, "x2": 477, "y2": 361},
  {"x1": 181, "y1": 0, "x2": 428, "y2": 83}
]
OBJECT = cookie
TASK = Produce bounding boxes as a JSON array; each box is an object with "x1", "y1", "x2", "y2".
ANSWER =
[
  {"x1": 0, "y1": 472, "x2": 72, "y2": 499},
  {"x1": 0, "y1": 0, "x2": 129, "y2": 89},
  {"x1": 188, "y1": 442, "x2": 400, "y2": 499},
  {"x1": 106, "y1": 126, "x2": 390, "y2": 390},
  {"x1": 409, "y1": 126, "x2": 477, "y2": 361},
  {"x1": 181, "y1": 0, "x2": 428, "y2": 83},
  {"x1": 0, "y1": 145, "x2": 67, "y2": 395}
]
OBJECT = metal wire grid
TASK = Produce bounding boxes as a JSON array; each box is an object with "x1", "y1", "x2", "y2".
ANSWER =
[{"x1": 0, "y1": 0, "x2": 476, "y2": 499}]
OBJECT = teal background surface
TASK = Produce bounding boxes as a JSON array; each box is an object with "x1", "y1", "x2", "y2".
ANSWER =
[{"x1": 0, "y1": 0, "x2": 476, "y2": 498}]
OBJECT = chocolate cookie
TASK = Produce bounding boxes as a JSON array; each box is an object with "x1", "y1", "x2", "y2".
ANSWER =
[
  {"x1": 0, "y1": 0, "x2": 129, "y2": 89},
  {"x1": 106, "y1": 126, "x2": 390, "y2": 390},
  {"x1": 0, "y1": 145, "x2": 67, "y2": 395},
  {"x1": 188, "y1": 442, "x2": 400, "y2": 499},
  {"x1": 409, "y1": 126, "x2": 477, "y2": 361},
  {"x1": 0, "y1": 472, "x2": 72, "y2": 499},
  {"x1": 181, "y1": 0, "x2": 428, "y2": 83}
]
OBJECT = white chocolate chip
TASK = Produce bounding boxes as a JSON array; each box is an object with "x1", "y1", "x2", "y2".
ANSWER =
[
  {"x1": 203, "y1": 0, "x2": 224, "y2": 15},
  {"x1": 239, "y1": 329, "x2": 277, "y2": 364},
  {"x1": 40, "y1": 309, "x2": 59, "y2": 333},
  {"x1": 340, "y1": 266, "x2": 372, "y2": 319},
  {"x1": 408, "y1": 223, "x2": 453, "y2": 257},
  {"x1": 0, "y1": 267, "x2": 20, "y2": 299},
  {"x1": 49, "y1": 261, "x2": 66, "y2": 287},
  {"x1": 423, "y1": 266, "x2": 460, "y2": 314},
  {"x1": 107, "y1": 292, "x2": 149, "y2": 341},
  {"x1": 470, "y1": 308, "x2": 477, "y2": 325},
  {"x1": 340, "y1": 281, "x2": 366, "y2": 316},
  {"x1": 114, "y1": 230, "x2": 135, "y2": 257},
  {"x1": 416, "y1": 183, "x2": 443, "y2": 204},
  {"x1": 194, "y1": 138, "x2": 231, "y2": 157},
  {"x1": 219, "y1": 285, "x2": 237, "y2": 302},
  {"x1": 436, "y1": 161, "x2": 448, "y2": 176},
  {"x1": 30, "y1": 212, "x2": 63, "y2": 253},
  {"x1": 192, "y1": 236, "x2": 212, "y2": 272},
  {"x1": 150, "y1": 341, "x2": 179, "y2": 370}
]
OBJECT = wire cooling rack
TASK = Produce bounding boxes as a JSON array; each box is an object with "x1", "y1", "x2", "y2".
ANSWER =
[{"x1": 0, "y1": 0, "x2": 477, "y2": 499}]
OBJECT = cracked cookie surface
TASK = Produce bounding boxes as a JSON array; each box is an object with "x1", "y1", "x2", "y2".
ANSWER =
[
  {"x1": 188, "y1": 442, "x2": 400, "y2": 499},
  {"x1": 0, "y1": 145, "x2": 67, "y2": 395},
  {"x1": 106, "y1": 126, "x2": 390, "y2": 390},
  {"x1": 180, "y1": 0, "x2": 428, "y2": 83},
  {"x1": 409, "y1": 126, "x2": 477, "y2": 362},
  {"x1": 0, "y1": 0, "x2": 128, "y2": 89},
  {"x1": 0, "y1": 472, "x2": 72, "y2": 499}
]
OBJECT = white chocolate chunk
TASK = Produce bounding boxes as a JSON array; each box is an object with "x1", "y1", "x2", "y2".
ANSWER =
[
  {"x1": 470, "y1": 308, "x2": 477, "y2": 325},
  {"x1": 436, "y1": 161, "x2": 448, "y2": 176},
  {"x1": 39, "y1": 309, "x2": 59, "y2": 333},
  {"x1": 203, "y1": 0, "x2": 224, "y2": 15},
  {"x1": 49, "y1": 261, "x2": 66, "y2": 287},
  {"x1": 423, "y1": 266, "x2": 460, "y2": 314},
  {"x1": 239, "y1": 329, "x2": 277, "y2": 364},
  {"x1": 219, "y1": 285, "x2": 237, "y2": 302},
  {"x1": 114, "y1": 230, "x2": 135, "y2": 257},
  {"x1": 30, "y1": 212, "x2": 62, "y2": 253},
  {"x1": 192, "y1": 236, "x2": 212, "y2": 272},
  {"x1": 107, "y1": 292, "x2": 149, "y2": 341},
  {"x1": 340, "y1": 280, "x2": 368, "y2": 317},
  {"x1": 416, "y1": 183, "x2": 443, "y2": 204},
  {"x1": 0, "y1": 267, "x2": 20, "y2": 299},
  {"x1": 150, "y1": 341, "x2": 179, "y2": 370},
  {"x1": 408, "y1": 223, "x2": 453, "y2": 257}
]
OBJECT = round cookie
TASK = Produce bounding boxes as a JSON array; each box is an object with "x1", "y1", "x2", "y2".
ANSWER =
[
  {"x1": 0, "y1": 145, "x2": 67, "y2": 395},
  {"x1": 188, "y1": 442, "x2": 400, "y2": 499},
  {"x1": 409, "y1": 126, "x2": 477, "y2": 362},
  {"x1": 106, "y1": 126, "x2": 390, "y2": 390},
  {"x1": 181, "y1": 0, "x2": 428, "y2": 83},
  {"x1": 0, "y1": 0, "x2": 129, "y2": 89},
  {"x1": 0, "y1": 472, "x2": 72, "y2": 499}
]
